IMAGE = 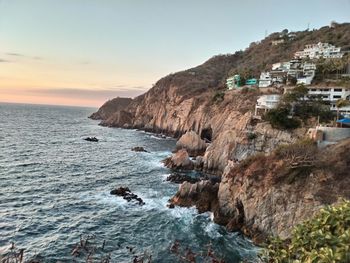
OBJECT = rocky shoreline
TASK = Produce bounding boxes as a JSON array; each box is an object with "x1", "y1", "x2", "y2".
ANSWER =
[
  {"x1": 89, "y1": 24, "x2": 350, "y2": 244},
  {"x1": 90, "y1": 95, "x2": 350, "y2": 245}
]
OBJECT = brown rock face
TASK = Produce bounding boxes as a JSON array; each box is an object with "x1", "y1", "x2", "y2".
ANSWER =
[
  {"x1": 163, "y1": 149, "x2": 194, "y2": 170},
  {"x1": 170, "y1": 180, "x2": 219, "y2": 213},
  {"x1": 214, "y1": 139, "x2": 350, "y2": 242},
  {"x1": 100, "y1": 110, "x2": 133, "y2": 128},
  {"x1": 89, "y1": 97, "x2": 132, "y2": 120},
  {"x1": 176, "y1": 131, "x2": 207, "y2": 156}
]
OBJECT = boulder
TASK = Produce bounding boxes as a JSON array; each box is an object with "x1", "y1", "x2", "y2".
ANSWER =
[
  {"x1": 163, "y1": 149, "x2": 194, "y2": 170},
  {"x1": 176, "y1": 131, "x2": 207, "y2": 156}
]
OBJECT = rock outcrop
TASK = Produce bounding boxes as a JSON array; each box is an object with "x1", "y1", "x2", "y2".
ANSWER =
[
  {"x1": 170, "y1": 180, "x2": 219, "y2": 213},
  {"x1": 166, "y1": 173, "x2": 200, "y2": 184},
  {"x1": 163, "y1": 149, "x2": 194, "y2": 170},
  {"x1": 175, "y1": 131, "x2": 207, "y2": 156},
  {"x1": 170, "y1": 139, "x2": 350, "y2": 243},
  {"x1": 110, "y1": 187, "x2": 145, "y2": 205},
  {"x1": 89, "y1": 97, "x2": 132, "y2": 120}
]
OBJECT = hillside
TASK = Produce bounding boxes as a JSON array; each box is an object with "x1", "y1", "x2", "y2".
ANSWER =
[
  {"x1": 91, "y1": 23, "x2": 350, "y2": 173},
  {"x1": 95, "y1": 23, "x2": 350, "y2": 132}
]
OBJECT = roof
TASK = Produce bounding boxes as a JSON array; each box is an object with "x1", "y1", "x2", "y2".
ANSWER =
[{"x1": 336, "y1": 118, "x2": 350, "y2": 124}]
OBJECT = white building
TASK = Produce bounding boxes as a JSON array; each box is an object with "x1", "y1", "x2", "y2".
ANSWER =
[
  {"x1": 255, "y1": 94, "x2": 281, "y2": 115},
  {"x1": 271, "y1": 39, "x2": 285, "y2": 46},
  {"x1": 294, "y1": 42, "x2": 343, "y2": 59},
  {"x1": 258, "y1": 72, "x2": 272, "y2": 88},
  {"x1": 272, "y1": 62, "x2": 291, "y2": 71},
  {"x1": 307, "y1": 86, "x2": 350, "y2": 117},
  {"x1": 297, "y1": 63, "x2": 317, "y2": 85}
]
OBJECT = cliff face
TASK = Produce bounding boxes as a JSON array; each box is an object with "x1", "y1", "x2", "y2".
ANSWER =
[
  {"x1": 98, "y1": 87, "x2": 305, "y2": 173},
  {"x1": 172, "y1": 139, "x2": 350, "y2": 243}
]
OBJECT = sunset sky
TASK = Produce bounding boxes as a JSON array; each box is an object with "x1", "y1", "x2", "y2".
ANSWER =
[{"x1": 1, "y1": 0, "x2": 349, "y2": 107}]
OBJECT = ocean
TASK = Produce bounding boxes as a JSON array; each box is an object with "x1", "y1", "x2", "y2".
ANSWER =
[{"x1": 0, "y1": 103, "x2": 257, "y2": 262}]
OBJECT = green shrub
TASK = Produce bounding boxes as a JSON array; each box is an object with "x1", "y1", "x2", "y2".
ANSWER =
[
  {"x1": 262, "y1": 200, "x2": 350, "y2": 263},
  {"x1": 264, "y1": 107, "x2": 301, "y2": 130}
]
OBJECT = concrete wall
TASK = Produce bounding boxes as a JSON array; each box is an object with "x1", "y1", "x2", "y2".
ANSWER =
[{"x1": 316, "y1": 126, "x2": 350, "y2": 142}]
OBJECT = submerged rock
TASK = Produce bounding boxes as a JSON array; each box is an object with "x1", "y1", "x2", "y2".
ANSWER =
[
  {"x1": 131, "y1": 146, "x2": 148, "y2": 152},
  {"x1": 84, "y1": 137, "x2": 99, "y2": 142},
  {"x1": 163, "y1": 149, "x2": 194, "y2": 170},
  {"x1": 110, "y1": 187, "x2": 145, "y2": 206}
]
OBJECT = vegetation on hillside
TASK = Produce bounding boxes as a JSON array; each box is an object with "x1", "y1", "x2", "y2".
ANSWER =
[
  {"x1": 262, "y1": 200, "x2": 350, "y2": 263},
  {"x1": 264, "y1": 84, "x2": 335, "y2": 129},
  {"x1": 146, "y1": 23, "x2": 350, "y2": 101}
]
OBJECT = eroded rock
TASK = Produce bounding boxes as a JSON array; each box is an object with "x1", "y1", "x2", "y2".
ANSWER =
[
  {"x1": 176, "y1": 131, "x2": 207, "y2": 156},
  {"x1": 169, "y1": 180, "x2": 219, "y2": 213},
  {"x1": 163, "y1": 149, "x2": 194, "y2": 170}
]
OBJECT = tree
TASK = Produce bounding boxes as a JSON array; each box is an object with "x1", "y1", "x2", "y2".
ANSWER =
[{"x1": 335, "y1": 99, "x2": 350, "y2": 120}]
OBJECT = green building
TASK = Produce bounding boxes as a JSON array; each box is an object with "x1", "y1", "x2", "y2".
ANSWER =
[{"x1": 226, "y1": 75, "x2": 241, "y2": 89}]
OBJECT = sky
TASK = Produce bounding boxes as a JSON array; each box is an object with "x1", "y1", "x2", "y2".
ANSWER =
[{"x1": 0, "y1": 0, "x2": 349, "y2": 107}]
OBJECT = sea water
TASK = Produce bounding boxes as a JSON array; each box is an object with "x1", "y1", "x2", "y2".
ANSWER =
[{"x1": 0, "y1": 103, "x2": 257, "y2": 262}]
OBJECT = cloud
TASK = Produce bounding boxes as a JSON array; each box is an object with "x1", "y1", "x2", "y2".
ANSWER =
[
  {"x1": 5, "y1": 52, "x2": 43, "y2": 60},
  {"x1": 6, "y1": 52, "x2": 25, "y2": 57},
  {"x1": 0, "y1": 58, "x2": 10, "y2": 62}
]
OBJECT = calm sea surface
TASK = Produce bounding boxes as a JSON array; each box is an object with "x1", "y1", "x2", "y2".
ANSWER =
[{"x1": 0, "y1": 103, "x2": 257, "y2": 262}]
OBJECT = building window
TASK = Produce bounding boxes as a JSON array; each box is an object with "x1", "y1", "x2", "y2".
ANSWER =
[
  {"x1": 311, "y1": 89, "x2": 317, "y2": 91},
  {"x1": 333, "y1": 95, "x2": 341, "y2": 99},
  {"x1": 334, "y1": 89, "x2": 342, "y2": 92},
  {"x1": 322, "y1": 89, "x2": 330, "y2": 92}
]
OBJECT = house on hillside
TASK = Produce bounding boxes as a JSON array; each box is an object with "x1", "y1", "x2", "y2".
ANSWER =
[
  {"x1": 294, "y1": 42, "x2": 343, "y2": 59},
  {"x1": 259, "y1": 72, "x2": 272, "y2": 88},
  {"x1": 307, "y1": 86, "x2": 350, "y2": 117},
  {"x1": 271, "y1": 39, "x2": 285, "y2": 46},
  {"x1": 297, "y1": 63, "x2": 317, "y2": 85},
  {"x1": 255, "y1": 94, "x2": 281, "y2": 116},
  {"x1": 226, "y1": 75, "x2": 241, "y2": 90}
]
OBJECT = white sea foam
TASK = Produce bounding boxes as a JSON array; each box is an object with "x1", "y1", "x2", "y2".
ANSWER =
[{"x1": 204, "y1": 221, "x2": 222, "y2": 239}]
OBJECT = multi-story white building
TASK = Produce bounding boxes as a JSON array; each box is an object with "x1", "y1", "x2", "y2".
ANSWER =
[
  {"x1": 258, "y1": 72, "x2": 272, "y2": 88},
  {"x1": 255, "y1": 94, "x2": 281, "y2": 115},
  {"x1": 307, "y1": 86, "x2": 350, "y2": 117},
  {"x1": 297, "y1": 63, "x2": 317, "y2": 85},
  {"x1": 294, "y1": 42, "x2": 343, "y2": 59}
]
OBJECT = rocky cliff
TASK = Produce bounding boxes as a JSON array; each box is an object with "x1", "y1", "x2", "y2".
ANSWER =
[
  {"x1": 91, "y1": 23, "x2": 350, "y2": 243},
  {"x1": 171, "y1": 139, "x2": 350, "y2": 243}
]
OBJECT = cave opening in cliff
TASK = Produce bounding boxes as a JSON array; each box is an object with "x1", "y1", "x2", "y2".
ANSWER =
[{"x1": 201, "y1": 128, "x2": 212, "y2": 142}]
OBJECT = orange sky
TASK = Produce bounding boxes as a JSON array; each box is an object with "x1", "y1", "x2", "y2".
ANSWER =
[{"x1": 1, "y1": 1, "x2": 349, "y2": 107}]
